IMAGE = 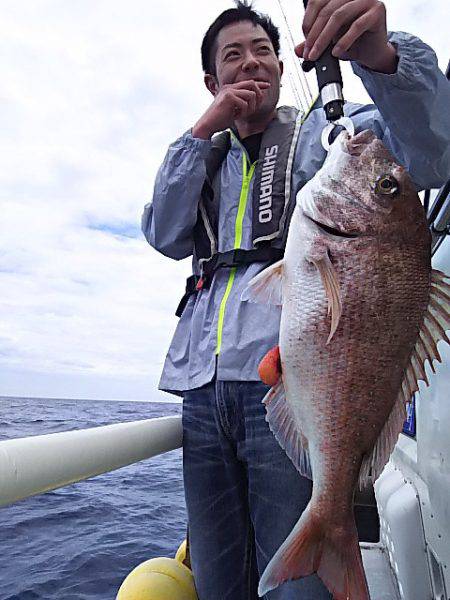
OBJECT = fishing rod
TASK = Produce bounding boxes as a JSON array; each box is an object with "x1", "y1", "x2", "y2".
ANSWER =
[
  {"x1": 301, "y1": 0, "x2": 354, "y2": 149},
  {"x1": 427, "y1": 60, "x2": 450, "y2": 254},
  {"x1": 276, "y1": 0, "x2": 313, "y2": 110}
]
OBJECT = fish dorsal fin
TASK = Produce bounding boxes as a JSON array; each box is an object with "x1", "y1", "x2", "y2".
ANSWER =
[
  {"x1": 407, "y1": 269, "x2": 450, "y2": 386},
  {"x1": 241, "y1": 259, "x2": 284, "y2": 305},
  {"x1": 311, "y1": 253, "x2": 342, "y2": 344},
  {"x1": 263, "y1": 380, "x2": 312, "y2": 479},
  {"x1": 358, "y1": 268, "x2": 450, "y2": 489}
]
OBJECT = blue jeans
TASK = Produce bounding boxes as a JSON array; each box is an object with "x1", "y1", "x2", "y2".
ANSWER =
[{"x1": 182, "y1": 380, "x2": 332, "y2": 600}]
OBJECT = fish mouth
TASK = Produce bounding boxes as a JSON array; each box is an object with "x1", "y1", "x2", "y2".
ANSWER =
[{"x1": 304, "y1": 214, "x2": 359, "y2": 239}]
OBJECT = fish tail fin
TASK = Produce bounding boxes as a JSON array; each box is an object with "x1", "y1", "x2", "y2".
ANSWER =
[
  {"x1": 318, "y1": 535, "x2": 370, "y2": 600},
  {"x1": 258, "y1": 506, "x2": 370, "y2": 600}
]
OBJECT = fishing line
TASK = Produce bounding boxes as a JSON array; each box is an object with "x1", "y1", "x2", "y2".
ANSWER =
[
  {"x1": 287, "y1": 67, "x2": 304, "y2": 111},
  {"x1": 282, "y1": 32, "x2": 306, "y2": 111},
  {"x1": 275, "y1": 0, "x2": 314, "y2": 106}
]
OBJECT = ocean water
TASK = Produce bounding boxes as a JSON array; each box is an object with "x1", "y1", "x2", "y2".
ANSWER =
[{"x1": 0, "y1": 396, "x2": 186, "y2": 600}]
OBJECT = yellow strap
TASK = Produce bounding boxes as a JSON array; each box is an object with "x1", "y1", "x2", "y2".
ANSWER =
[
  {"x1": 234, "y1": 158, "x2": 256, "y2": 248},
  {"x1": 216, "y1": 267, "x2": 237, "y2": 355},
  {"x1": 216, "y1": 152, "x2": 255, "y2": 355},
  {"x1": 215, "y1": 101, "x2": 315, "y2": 354}
]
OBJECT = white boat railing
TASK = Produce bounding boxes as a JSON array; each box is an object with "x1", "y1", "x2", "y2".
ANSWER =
[{"x1": 0, "y1": 416, "x2": 182, "y2": 508}]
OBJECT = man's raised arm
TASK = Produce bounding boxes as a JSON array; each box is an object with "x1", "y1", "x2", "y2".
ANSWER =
[
  {"x1": 295, "y1": 0, "x2": 450, "y2": 191},
  {"x1": 352, "y1": 31, "x2": 450, "y2": 191},
  {"x1": 141, "y1": 132, "x2": 212, "y2": 260}
]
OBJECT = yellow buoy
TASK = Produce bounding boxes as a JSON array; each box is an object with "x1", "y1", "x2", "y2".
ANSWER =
[
  {"x1": 174, "y1": 539, "x2": 188, "y2": 564},
  {"x1": 116, "y1": 542, "x2": 198, "y2": 600}
]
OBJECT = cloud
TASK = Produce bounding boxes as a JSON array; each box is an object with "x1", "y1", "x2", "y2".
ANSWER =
[{"x1": 0, "y1": 0, "x2": 448, "y2": 401}]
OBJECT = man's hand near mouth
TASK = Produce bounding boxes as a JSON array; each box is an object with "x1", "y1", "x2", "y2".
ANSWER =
[{"x1": 192, "y1": 79, "x2": 271, "y2": 140}]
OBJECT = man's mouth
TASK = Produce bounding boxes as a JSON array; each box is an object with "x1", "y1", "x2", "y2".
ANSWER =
[{"x1": 238, "y1": 77, "x2": 270, "y2": 84}]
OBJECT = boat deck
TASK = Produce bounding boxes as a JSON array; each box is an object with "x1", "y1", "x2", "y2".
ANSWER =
[{"x1": 362, "y1": 543, "x2": 401, "y2": 600}]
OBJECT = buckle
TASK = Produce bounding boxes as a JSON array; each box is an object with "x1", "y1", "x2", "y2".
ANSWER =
[{"x1": 230, "y1": 249, "x2": 240, "y2": 267}]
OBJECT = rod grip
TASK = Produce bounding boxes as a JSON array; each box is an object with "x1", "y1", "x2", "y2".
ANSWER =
[
  {"x1": 302, "y1": 0, "x2": 344, "y2": 121},
  {"x1": 302, "y1": 0, "x2": 342, "y2": 88},
  {"x1": 315, "y1": 45, "x2": 343, "y2": 90}
]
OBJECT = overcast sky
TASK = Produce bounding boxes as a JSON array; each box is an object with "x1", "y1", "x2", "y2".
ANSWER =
[{"x1": 0, "y1": 0, "x2": 448, "y2": 402}]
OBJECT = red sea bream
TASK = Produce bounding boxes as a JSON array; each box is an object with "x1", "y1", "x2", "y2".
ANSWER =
[{"x1": 244, "y1": 130, "x2": 450, "y2": 599}]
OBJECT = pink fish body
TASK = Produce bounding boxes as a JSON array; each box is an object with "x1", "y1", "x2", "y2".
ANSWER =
[{"x1": 243, "y1": 130, "x2": 450, "y2": 599}]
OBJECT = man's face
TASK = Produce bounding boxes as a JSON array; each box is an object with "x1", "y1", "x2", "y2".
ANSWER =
[{"x1": 207, "y1": 21, "x2": 283, "y2": 119}]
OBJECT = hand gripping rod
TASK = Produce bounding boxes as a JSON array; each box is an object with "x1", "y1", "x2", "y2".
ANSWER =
[{"x1": 301, "y1": 0, "x2": 354, "y2": 148}]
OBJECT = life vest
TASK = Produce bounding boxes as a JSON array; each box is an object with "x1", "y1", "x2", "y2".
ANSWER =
[{"x1": 176, "y1": 105, "x2": 303, "y2": 317}]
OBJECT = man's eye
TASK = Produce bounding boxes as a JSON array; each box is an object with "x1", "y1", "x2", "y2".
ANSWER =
[
  {"x1": 257, "y1": 46, "x2": 271, "y2": 54},
  {"x1": 225, "y1": 51, "x2": 240, "y2": 60}
]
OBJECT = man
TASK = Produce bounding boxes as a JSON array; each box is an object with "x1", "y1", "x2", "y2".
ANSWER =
[{"x1": 142, "y1": 2, "x2": 450, "y2": 598}]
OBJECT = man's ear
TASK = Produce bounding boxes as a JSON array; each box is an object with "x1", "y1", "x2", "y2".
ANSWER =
[
  {"x1": 279, "y1": 60, "x2": 284, "y2": 79},
  {"x1": 204, "y1": 74, "x2": 219, "y2": 97}
]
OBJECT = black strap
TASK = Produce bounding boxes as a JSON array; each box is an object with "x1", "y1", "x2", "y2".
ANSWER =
[
  {"x1": 175, "y1": 275, "x2": 201, "y2": 318},
  {"x1": 175, "y1": 247, "x2": 284, "y2": 317},
  {"x1": 205, "y1": 131, "x2": 231, "y2": 185},
  {"x1": 201, "y1": 247, "x2": 284, "y2": 280},
  {"x1": 194, "y1": 131, "x2": 231, "y2": 263}
]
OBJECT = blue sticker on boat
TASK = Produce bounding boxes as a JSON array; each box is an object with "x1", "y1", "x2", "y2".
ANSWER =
[{"x1": 402, "y1": 394, "x2": 416, "y2": 437}]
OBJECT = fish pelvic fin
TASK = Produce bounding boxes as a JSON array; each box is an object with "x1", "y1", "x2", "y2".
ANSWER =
[
  {"x1": 263, "y1": 380, "x2": 311, "y2": 479},
  {"x1": 359, "y1": 268, "x2": 450, "y2": 489},
  {"x1": 258, "y1": 345, "x2": 282, "y2": 387},
  {"x1": 258, "y1": 506, "x2": 370, "y2": 600},
  {"x1": 311, "y1": 252, "x2": 342, "y2": 344},
  {"x1": 241, "y1": 259, "x2": 284, "y2": 305}
]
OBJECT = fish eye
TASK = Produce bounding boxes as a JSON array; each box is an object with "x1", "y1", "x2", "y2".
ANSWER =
[{"x1": 373, "y1": 174, "x2": 399, "y2": 196}]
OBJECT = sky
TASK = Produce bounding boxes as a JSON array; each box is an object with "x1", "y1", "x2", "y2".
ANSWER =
[{"x1": 0, "y1": 0, "x2": 448, "y2": 402}]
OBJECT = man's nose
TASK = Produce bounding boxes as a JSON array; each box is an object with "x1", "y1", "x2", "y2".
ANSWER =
[{"x1": 242, "y1": 51, "x2": 259, "y2": 72}]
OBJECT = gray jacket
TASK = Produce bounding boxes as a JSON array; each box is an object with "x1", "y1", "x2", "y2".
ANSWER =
[{"x1": 142, "y1": 32, "x2": 450, "y2": 395}]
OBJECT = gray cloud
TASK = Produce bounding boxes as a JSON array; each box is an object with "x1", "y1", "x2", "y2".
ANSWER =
[{"x1": 1, "y1": 0, "x2": 447, "y2": 401}]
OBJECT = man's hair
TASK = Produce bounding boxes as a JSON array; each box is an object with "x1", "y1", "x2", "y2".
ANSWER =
[{"x1": 201, "y1": 1, "x2": 280, "y2": 76}]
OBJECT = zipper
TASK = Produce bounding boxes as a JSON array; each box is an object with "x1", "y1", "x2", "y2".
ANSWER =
[
  {"x1": 215, "y1": 151, "x2": 256, "y2": 355},
  {"x1": 215, "y1": 104, "x2": 318, "y2": 355}
]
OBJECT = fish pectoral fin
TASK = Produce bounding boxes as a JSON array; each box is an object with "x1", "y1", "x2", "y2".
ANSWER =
[
  {"x1": 241, "y1": 259, "x2": 284, "y2": 305},
  {"x1": 310, "y1": 252, "x2": 342, "y2": 344},
  {"x1": 263, "y1": 380, "x2": 312, "y2": 479},
  {"x1": 359, "y1": 268, "x2": 450, "y2": 489}
]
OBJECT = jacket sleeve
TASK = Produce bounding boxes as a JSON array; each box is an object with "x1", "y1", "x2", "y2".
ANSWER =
[
  {"x1": 141, "y1": 131, "x2": 212, "y2": 260},
  {"x1": 351, "y1": 31, "x2": 450, "y2": 191}
]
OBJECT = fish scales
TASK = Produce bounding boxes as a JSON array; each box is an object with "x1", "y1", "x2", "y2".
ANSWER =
[
  {"x1": 243, "y1": 129, "x2": 450, "y2": 599},
  {"x1": 283, "y1": 210, "x2": 426, "y2": 477}
]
